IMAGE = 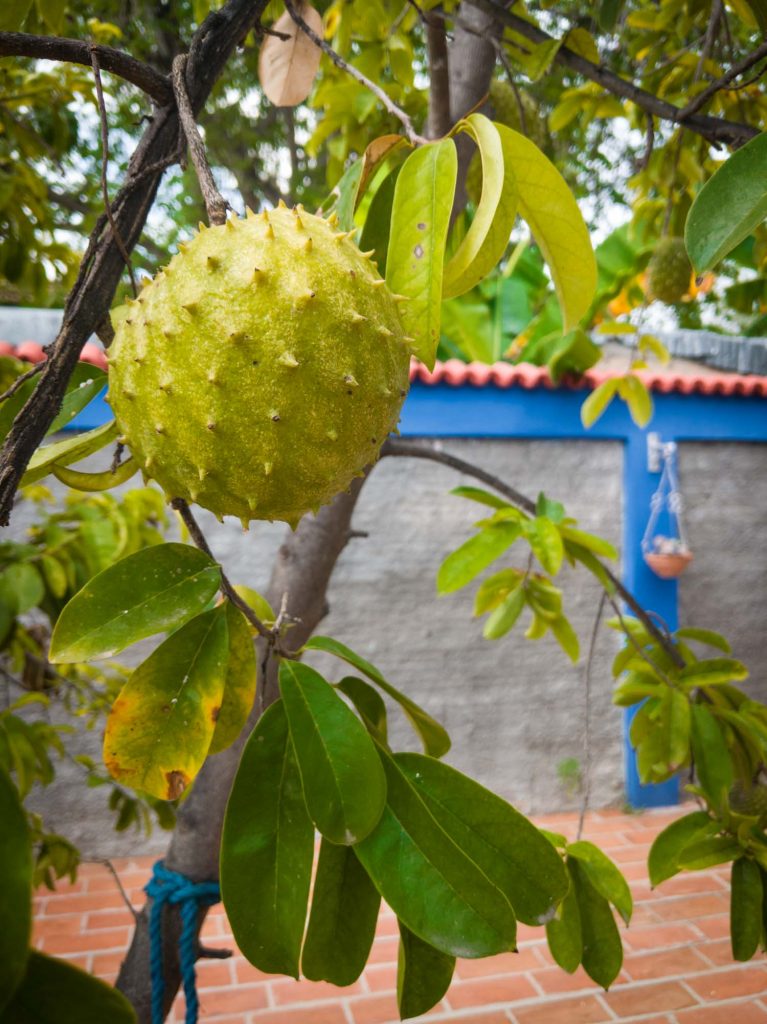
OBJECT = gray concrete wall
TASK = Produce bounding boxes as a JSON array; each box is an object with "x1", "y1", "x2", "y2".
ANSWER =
[
  {"x1": 679, "y1": 442, "x2": 767, "y2": 703},
  {"x1": 15, "y1": 437, "x2": 627, "y2": 857}
]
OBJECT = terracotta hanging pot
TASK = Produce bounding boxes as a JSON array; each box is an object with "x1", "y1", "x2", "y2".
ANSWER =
[{"x1": 644, "y1": 549, "x2": 694, "y2": 579}]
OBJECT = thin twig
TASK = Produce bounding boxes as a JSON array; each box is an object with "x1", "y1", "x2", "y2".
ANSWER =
[
  {"x1": 0, "y1": 360, "x2": 45, "y2": 404},
  {"x1": 467, "y1": 0, "x2": 760, "y2": 148},
  {"x1": 381, "y1": 437, "x2": 685, "y2": 668},
  {"x1": 283, "y1": 0, "x2": 428, "y2": 146},
  {"x1": 678, "y1": 35, "x2": 767, "y2": 120},
  {"x1": 0, "y1": 32, "x2": 173, "y2": 104},
  {"x1": 170, "y1": 498, "x2": 274, "y2": 642},
  {"x1": 639, "y1": 111, "x2": 655, "y2": 171},
  {"x1": 90, "y1": 47, "x2": 139, "y2": 298},
  {"x1": 101, "y1": 859, "x2": 139, "y2": 922},
  {"x1": 171, "y1": 55, "x2": 229, "y2": 226},
  {"x1": 577, "y1": 592, "x2": 606, "y2": 841}
]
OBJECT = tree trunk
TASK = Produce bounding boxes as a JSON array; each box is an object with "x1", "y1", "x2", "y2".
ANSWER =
[
  {"x1": 116, "y1": 480, "x2": 367, "y2": 1021},
  {"x1": 426, "y1": 14, "x2": 451, "y2": 138}
]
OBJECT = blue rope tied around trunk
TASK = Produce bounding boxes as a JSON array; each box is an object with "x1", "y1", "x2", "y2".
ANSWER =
[{"x1": 145, "y1": 860, "x2": 220, "y2": 1024}]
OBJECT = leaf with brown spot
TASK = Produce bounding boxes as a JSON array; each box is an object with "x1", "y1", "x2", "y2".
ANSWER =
[
  {"x1": 208, "y1": 602, "x2": 258, "y2": 755},
  {"x1": 258, "y1": 3, "x2": 323, "y2": 108},
  {"x1": 103, "y1": 606, "x2": 229, "y2": 800}
]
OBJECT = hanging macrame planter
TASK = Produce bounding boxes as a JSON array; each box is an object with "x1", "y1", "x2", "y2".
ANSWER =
[{"x1": 642, "y1": 441, "x2": 693, "y2": 579}]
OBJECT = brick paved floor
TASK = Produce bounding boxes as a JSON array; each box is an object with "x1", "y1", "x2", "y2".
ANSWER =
[{"x1": 32, "y1": 807, "x2": 767, "y2": 1024}]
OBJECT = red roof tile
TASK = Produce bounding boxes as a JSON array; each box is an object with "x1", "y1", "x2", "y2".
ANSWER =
[
  {"x1": 0, "y1": 340, "x2": 108, "y2": 372},
  {"x1": 410, "y1": 359, "x2": 767, "y2": 398}
]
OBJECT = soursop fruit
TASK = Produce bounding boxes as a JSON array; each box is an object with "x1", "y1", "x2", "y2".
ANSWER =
[
  {"x1": 107, "y1": 205, "x2": 411, "y2": 528},
  {"x1": 647, "y1": 237, "x2": 692, "y2": 304}
]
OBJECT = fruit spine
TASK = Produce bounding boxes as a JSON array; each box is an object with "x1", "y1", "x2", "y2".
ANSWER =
[{"x1": 107, "y1": 205, "x2": 412, "y2": 529}]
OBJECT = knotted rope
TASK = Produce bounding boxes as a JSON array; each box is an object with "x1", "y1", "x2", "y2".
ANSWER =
[{"x1": 145, "y1": 860, "x2": 220, "y2": 1024}]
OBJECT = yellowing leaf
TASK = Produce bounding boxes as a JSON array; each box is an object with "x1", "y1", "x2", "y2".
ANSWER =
[
  {"x1": 258, "y1": 3, "x2": 323, "y2": 107},
  {"x1": 617, "y1": 374, "x2": 653, "y2": 427},
  {"x1": 208, "y1": 602, "x2": 258, "y2": 756},
  {"x1": 496, "y1": 125, "x2": 596, "y2": 331},
  {"x1": 581, "y1": 378, "x2": 618, "y2": 428},
  {"x1": 443, "y1": 114, "x2": 518, "y2": 299},
  {"x1": 103, "y1": 606, "x2": 229, "y2": 800},
  {"x1": 386, "y1": 140, "x2": 457, "y2": 369}
]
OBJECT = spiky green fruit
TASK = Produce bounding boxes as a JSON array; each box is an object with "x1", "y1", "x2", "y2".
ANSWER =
[
  {"x1": 647, "y1": 237, "x2": 692, "y2": 304},
  {"x1": 107, "y1": 206, "x2": 411, "y2": 528}
]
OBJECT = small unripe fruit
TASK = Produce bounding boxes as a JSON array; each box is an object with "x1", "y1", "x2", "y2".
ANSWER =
[
  {"x1": 108, "y1": 207, "x2": 411, "y2": 528},
  {"x1": 647, "y1": 237, "x2": 692, "y2": 304}
]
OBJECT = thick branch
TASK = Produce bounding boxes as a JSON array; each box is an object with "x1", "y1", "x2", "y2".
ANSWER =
[
  {"x1": 0, "y1": 1, "x2": 270, "y2": 526},
  {"x1": 381, "y1": 438, "x2": 685, "y2": 668},
  {"x1": 426, "y1": 13, "x2": 451, "y2": 138},
  {"x1": 467, "y1": 0, "x2": 760, "y2": 147},
  {"x1": 0, "y1": 32, "x2": 173, "y2": 104}
]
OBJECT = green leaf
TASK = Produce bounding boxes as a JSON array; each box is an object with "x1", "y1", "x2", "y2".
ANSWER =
[
  {"x1": 496, "y1": 124, "x2": 596, "y2": 331},
  {"x1": 358, "y1": 165, "x2": 400, "y2": 275},
  {"x1": 731, "y1": 858, "x2": 762, "y2": 961},
  {"x1": 3, "y1": 563, "x2": 44, "y2": 615},
  {"x1": 0, "y1": 0, "x2": 32, "y2": 31},
  {"x1": 536, "y1": 493, "x2": 565, "y2": 523},
  {"x1": 50, "y1": 543, "x2": 220, "y2": 663},
  {"x1": 648, "y1": 811, "x2": 713, "y2": 886},
  {"x1": 21, "y1": 420, "x2": 118, "y2": 486},
  {"x1": 474, "y1": 568, "x2": 525, "y2": 616},
  {"x1": 618, "y1": 375, "x2": 653, "y2": 428},
  {"x1": 302, "y1": 840, "x2": 381, "y2": 986},
  {"x1": 581, "y1": 379, "x2": 618, "y2": 427},
  {"x1": 52, "y1": 457, "x2": 138, "y2": 493},
  {"x1": 685, "y1": 132, "x2": 767, "y2": 271},
  {"x1": 396, "y1": 752, "x2": 568, "y2": 926},
  {"x1": 336, "y1": 676, "x2": 388, "y2": 745},
  {"x1": 678, "y1": 836, "x2": 743, "y2": 870},
  {"x1": 679, "y1": 658, "x2": 749, "y2": 689},
  {"x1": 551, "y1": 615, "x2": 581, "y2": 662},
  {"x1": 566, "y1": 841, "x2": 632, "y2": 925},
  {"x1": 450, "y1": 486, "x2": 509, "y2": 510},
  {"x1": 0, "y1": 768, "x2": 31, "y2": 1013},
  {"x1": 386, "y1": 139, "x2": 458, "y2": 368},
  {"x1": 322, "y1": 157, "x2": 364, "y2": 231},
  {"x1": 546, "y1": 880, "x2": 582, "y2": 973},
  {"x1": 483, "y1": 585, "x2": 525, "y2": 640},
  {"x1": 397, "y1": 922, "x2": 455, "y2": 1019},
  {"x1": 0, "y1": 951, "x2": 136, "y2": 1023},
  {"x1": 278, "y1": 660, "x2": 386, "y2": 844},
  {"x1": 443, "y1": 114, "x2": 518, "y2": 298},
  {"x1": 48, "y1": 367, "x2": 107, "y2": 435},
  {"x1": 437, "y1": 523, "x2": 521, "y2": 594},
  {"x1": 560, "y1": 526, "x2": 617, "y2": 560},
  {"x1": 525, "y1": 517, "x2": 564, "y2": 575},
  {"x1": 35, "y1": 0, "x2": 66, "y2": 32},
  {"x1": 220, "y1": 701, "x2": 313, "y2": 978},
  {"x1": 354, "y1": 747, "x2": 517, "y2": 958},
  {"x1": 304, "y1": 636, "x2": 450, "y2": 758},
  {"x1": 103, "y1": 606, "x2": 229, "y2": 800},
  {"x1": 570, "y1": 859, "x2": 622, "y2": 989},
  {"x1": 690, "y1": 703, "x2": 733, "y2": 808},
  {"x1": 674, "y1": 628, "x2": 731, "y2": 654},
  {"x1": 209, "y1": 603, "x2": 257, "y2": 756}
]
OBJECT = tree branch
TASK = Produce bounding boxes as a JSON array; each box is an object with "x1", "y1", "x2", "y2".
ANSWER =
[
  {"x1": 0, "y1": 1, "x2": 271, "y2": 526},
  {"x1": 381, "y1": 438, "x2": 685, "y2": 668},
  {"x1": 283, "y1": 0, "x2": 427, "y2": 146},
  {"x1": 426, "y1": 11, "x2": 452, "y2": 138},
  {"x1": 678, "y1": 36, "x2": 767, "y2": 121},
  {"x1": 467, "y1": 0, "x2": 760, "y2": 148},
  {"x1": 0, "y1": 32, "x2": 173, "y2": 105},
  {"x1": 171, "y1": 54, "x2": 229, "y2": 225}
]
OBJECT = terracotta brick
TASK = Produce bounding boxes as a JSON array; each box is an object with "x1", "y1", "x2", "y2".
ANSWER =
[
  {"x1": 91, "y1": 951, "x2": 127, "y2": 980},
  {"x1": 363, "y1": 964, "x2": 398, "y2": 991},
  {"x1": 366, "y1": 936, "x2": 399, "y2": 965},
  {"x1": 675, "y1": 1001, "x2": 767, "y2": 1024},
  {"x1": 271, "y1": 977, "x2": 362, "y2": 1004},
  {"x1": 652, "y1": 873, "x2": 727, "y2": 897},
  {"x1": 195, "y1": 959, "x2": 234, "y2": 988},
  {"x1": 652, "y1": 893, "x2": 729, "y2": 921},
  {"x1": 447, "y1": 973, "x2": 537, "y2": 1008},
  {"x1": 85, "y1": 908, "x2": 137, "y2": 930},
  {"x1": 41, "y1": 891, "x2": 127, "y2": 915},
  {"x1": 232, "y1": 957, "x2": 275, "y2": 985},
  {"x1": 686, "y1": 965, "x2": 767, "y2": 1002},
  {"x1": 31, "y1": 912, "x2": 84, "y2": 939},
  {"x1": 512, "y1": 995, "x2": 611, "y2": 1024},
  {"x1": 347, "y1": 993, "x2": 447, "y2": 1024},
  {"x1": 624, "y1": 923, "x2": 702, "y2": 951},
  {"x1": 530, "y1": 966, "x2": 601, "y2": 995},
  {"x1": 196, "y1": 982, "x2": 269, "y2": 1014},
  {"x1": 695, "y1": 915, "x2": 737, "y2": 940},
  {"x1": 456, "y1": 949, "x2": 544, "y2": 979},
  {"x1": 39, "y1": 927, "x2": 130, "y2": 955},
  {"x1": 696, "y1": 939, "x2": 737, "y2": 967},
  {"x1": 604, "y1": 981, "x2": 698, "y2": 1015},
  {"x1": 374, "y1": 914, "x2": 400, "y2": 937},
  {"x1": 623, "y1": 945, "x2": 710, "y2": 981},
  {"x1": 249, "y1": 1007, "x2": 347, "y2": 1024}
]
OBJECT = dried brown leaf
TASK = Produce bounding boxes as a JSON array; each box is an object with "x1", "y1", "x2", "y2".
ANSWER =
[{"x1": 258, "y1": 3, "x2": 323, "y2": 108}]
